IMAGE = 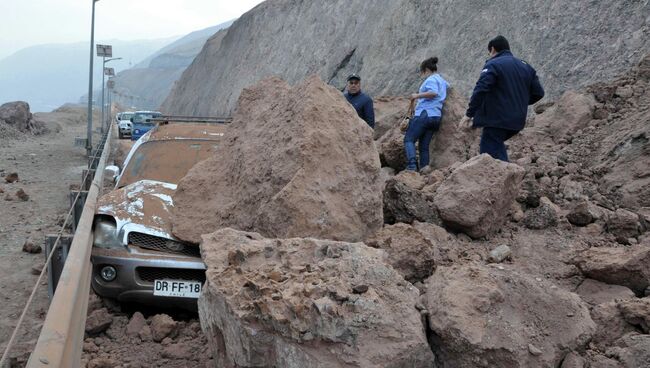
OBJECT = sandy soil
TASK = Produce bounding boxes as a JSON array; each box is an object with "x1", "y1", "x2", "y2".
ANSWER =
[{"x1": 0, "y1": 106, "x2": 100, "y2": 365}]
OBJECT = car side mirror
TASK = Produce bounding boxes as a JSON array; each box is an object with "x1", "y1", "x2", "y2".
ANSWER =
[
  {"x1": 130, "y1": 118, "x2": 134, "y2": 123},
  {"x1": 104, "y1": 165, "x2": 120, "y2": 184}
]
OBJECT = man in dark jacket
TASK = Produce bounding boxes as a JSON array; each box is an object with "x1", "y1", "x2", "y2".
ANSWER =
[
  {"x1": 344, "y1": 74, "x2": 375, "y2": 128},
  {"x1": 459, "y1": 36, "x2": 545, "y2": 161}
]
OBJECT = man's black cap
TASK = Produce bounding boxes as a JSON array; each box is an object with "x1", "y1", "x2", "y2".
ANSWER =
[{"x1": 347, "y1": 73, "x2": 361, "y2": 82}]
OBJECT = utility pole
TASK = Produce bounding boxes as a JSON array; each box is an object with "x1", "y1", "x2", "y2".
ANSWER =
[
  {"x1": 85, "y1": 0, "x2": 99, "y2": 157},
  {"x1": 101, "y1": 61, "x2": 118, "y2": 133}
]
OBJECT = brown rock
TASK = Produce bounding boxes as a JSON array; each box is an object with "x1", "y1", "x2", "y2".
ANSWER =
[
  {"x1": 425, "y1": 263, "x2": 595, "y2": 368},
  {"x1": 434, "y1": 154, "x2": 525, "y2": 238},
  {"x1": 561, "y1": 352, "x2": 586, "y2": 368},
  {"x1": 567, "y1": 200, "x2": 602, "y2": 226},
  {"x1": 198, "y1": 228, "x2": 435, "y2": 368},
  {"x1": 22, "y1": 240, "x2": 42, "y2": 254},
  {"x1": 524, "y1": 196, "x2": 561, "y2": 230},
  {"x1": 617, "y1": 297, "x2": 650, "y2": 333},
  {"x1": 15, "y1": 188, "x2": 29, "y2": 201},
  {"x1": 487, "y1": 244, "x2": 512, "y2": 263},
  {"x1": 87, "y1": 357, "x2": 119, "y2": 368},
  {"x1": 572, "y1": 245, "x2": 650, "y2": 294},
  {"x1": 531, "y1": 90, "x2": 596, "y2": 141},
  {"x1": 30, "y1": 263, "x2": 44, "y2": 275},
  {"x1": 576, "y1": 279, "x2": 635, "y2": 305},
  {"x1": 393, "y1": 170, "x2": 426, "y2": 190},
  {"x1": 150, "y1": 314, "x2": 177, "y2": 342},
  {"x1": 606, "y1": 208, "x2": 641, "y2": 241},
  {"x1": 171, "y1": 76, "x2": 383, "y2": 244},
  {"x1": 126, "y1": 311, "x2": 147, "y2": 337},
  {"x1": 4, "y1": 194, "x2": 12, "y2": 201},
  {"x1": 4, "y1": 172, "x2": 18, "y2": 183},
  {"x1": 382, "y1": 174, "x2": 440, "y2": 225},
  {"x1": 138, "y1": 325, "x2": 153, "y2": 342},
  {"x1": 162, "y1": 343, "x2": 193, "y2": 360},
  {"x1": 85, "y1": 308, "x2": 113, "y2": 335},
  {"x1": 82, "y1": 341, "x2": 99, "y2": 353},
  {"x1": 606, "y1": 333, "x2": 650, "y2": 368},
  {"x1": 366, "y1": 222, "x2": 451, "y2": 283}
]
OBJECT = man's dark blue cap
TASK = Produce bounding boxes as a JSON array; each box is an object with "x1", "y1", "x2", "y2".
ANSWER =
[{"x1": 347, "y1": 73, "x2": 361, "y2": 82}]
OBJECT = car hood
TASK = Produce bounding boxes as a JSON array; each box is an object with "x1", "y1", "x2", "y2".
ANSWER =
[{"x1": 96, "y1": 179, "x2": 177, "y2": 239}]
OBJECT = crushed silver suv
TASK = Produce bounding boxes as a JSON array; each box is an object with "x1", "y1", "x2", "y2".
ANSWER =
[{"x1": 91, "y1": 122, "x2": 226, "y2": 308}]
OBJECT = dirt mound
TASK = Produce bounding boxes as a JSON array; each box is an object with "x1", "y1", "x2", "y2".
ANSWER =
[
  {"x1": 425, "y1": 263, "x2": 596, "y2": 368},
  {"x1": 171, "y1": 76, "x2": 383, "y2": 243},
  {"x1": 198, "y1": 228, "x2": 435, "y2": 367}
]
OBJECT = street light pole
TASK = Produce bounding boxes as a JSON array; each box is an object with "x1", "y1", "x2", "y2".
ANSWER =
[
  {"x1": 85, "y1": 0, "x2": 99, "y2": 157},
  {"x1": 100, "y1": 56, "x2": 106, "y2": 134},
  {"x1": 101, "y1": 58, "x2": 120, "y2": 133}
]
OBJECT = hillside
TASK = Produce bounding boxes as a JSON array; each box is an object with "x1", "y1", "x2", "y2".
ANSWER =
[
  {"x1": 161, "y1": 0, "x2": 650, "y2": 117},
  {"x1": 0, "y1": 38, "x2": 176, "y2": 112},
  {"x1": 109, "y1": 21, "x2": 233, "y2": 110}
]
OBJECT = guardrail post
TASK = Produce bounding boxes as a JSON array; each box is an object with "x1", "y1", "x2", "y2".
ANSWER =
[
  {"x1": 81, "y1": 169, "x2": 96, "y2": 191},
  {"x1": 69, "y1": 191, "x2": 89, "y2": 232},
  {"x1": 44, "y1": 235, "x2": 74, "y2": 299}
]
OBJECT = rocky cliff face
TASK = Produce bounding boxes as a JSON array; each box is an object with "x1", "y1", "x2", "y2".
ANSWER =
[
  {"x1": 161, "y1": 0, "x2": 649, "y2": 116},
  {"x1": 110, "y1": 22, "x2": 232, "y2": 110}
]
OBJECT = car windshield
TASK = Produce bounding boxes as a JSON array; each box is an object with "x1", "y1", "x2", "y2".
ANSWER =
[
  {"x1": 117, "y1": 140, "x2": 217, "y2": 188},
  {"x1": 133, "y1": 112, "x2": 161, "y2": 124},
  {"x1": 120, "y1": 113, "x2": 134, "y2": 121}
]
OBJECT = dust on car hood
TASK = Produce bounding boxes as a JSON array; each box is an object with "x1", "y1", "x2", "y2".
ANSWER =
[{"x1": 96, "y1": 179, "x2": 177, "y2": 238}]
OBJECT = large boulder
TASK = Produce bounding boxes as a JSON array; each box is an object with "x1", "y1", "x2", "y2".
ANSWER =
[
  {"x1": 0, "y1": 101, "x2": 47, "y2": 135},
  {"x1": 0, "y1": 101, "x2": 32, "y2": 131},
  {"x1": 198, "y1": 228, "x2": 435, "y2": 368},
  {"x1": 425, "y1": 263, "x2": 595, "y2": 368},
  {"x1": 433, "y1": 154, "x2": 526, "y2": 238},
  {"x1": 365, "y1": 221, "x2": 453, "y2": 283},
  {"x1": 530, "y1": 90, "x2": 596, "y2": 142},
  {"x1": 571, "y1": 245, "x2": 650, "y2": 294},
  {"x1": 376, "y1": 88, "x2": 477, "y2": 171},
  {"x1": 171, "y1": 76, "x2": 383, "y2": 243}
]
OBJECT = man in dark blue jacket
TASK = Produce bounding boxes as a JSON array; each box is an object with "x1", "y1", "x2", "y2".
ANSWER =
[
  {"x1": 344, "y1": 74, "x2": 375, "y2": 128},
  {"x1": 459, "y1": 36, "x2": 545, "y2": 161}
]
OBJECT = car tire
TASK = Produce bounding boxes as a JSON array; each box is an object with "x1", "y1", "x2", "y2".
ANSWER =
[{"x1": 118, "y1": 131, "x2": 123, "y2": 139}]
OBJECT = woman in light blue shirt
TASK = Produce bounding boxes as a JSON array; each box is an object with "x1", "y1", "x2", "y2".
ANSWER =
[{"x1": 404, "y1": 57, "x2": 448, "y2": 171}]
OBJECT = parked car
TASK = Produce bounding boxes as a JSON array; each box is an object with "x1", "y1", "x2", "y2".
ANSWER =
[
  {"x1": 91, "y1": 122, "x2": 226, "y2": 309},
  {"x1": 117, "y1": 112, "x2": 134, "y2": 139},
  {"x1": 130, "y1": 111, "x2": 162, "y2": 141}
]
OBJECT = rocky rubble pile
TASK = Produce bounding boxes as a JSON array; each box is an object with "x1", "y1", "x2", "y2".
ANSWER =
[
  {"x1": 185, "y1": 56, "x2": 650, "y2": 368},
  {"x1": 81, "y1": 294, "x2": 213, "y2": 367}
]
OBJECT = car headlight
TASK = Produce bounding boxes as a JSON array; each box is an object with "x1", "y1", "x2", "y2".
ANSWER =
[{"x1": 93, "y1": 217, "x2": 122, "y2": 249}]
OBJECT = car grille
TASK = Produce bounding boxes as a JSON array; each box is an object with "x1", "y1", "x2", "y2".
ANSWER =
[
  {"x1": 128, "y1": 232, "x2": 200, "y2": 258},
  {"x1": 136, "y1": 267, "x2": 206, "y2": 283}
]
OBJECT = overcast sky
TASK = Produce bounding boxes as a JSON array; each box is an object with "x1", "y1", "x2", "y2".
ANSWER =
[{"x1": 0, "y1": 0, "x2": 265, "y2": 60}]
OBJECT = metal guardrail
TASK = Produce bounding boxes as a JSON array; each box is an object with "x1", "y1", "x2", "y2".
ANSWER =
[
  {"x1": 26, "y1": 125, "x2": 113, "y2": 368},
  {"x1": 147, "y1": 115, "x2": 232, "y2": 124}
]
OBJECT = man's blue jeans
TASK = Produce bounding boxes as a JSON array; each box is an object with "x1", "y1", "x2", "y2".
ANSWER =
[
  {"x1": 404, "y1": 111, "x2": 441, "y2": 171},
  {"x1": 479, "y1": 127, "x2": 518, "y2": 162}
]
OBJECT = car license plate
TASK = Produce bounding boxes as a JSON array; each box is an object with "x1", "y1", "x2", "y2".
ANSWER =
[{"x1": 153, "y1": 279, "x2": 201, "y2": 298}]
